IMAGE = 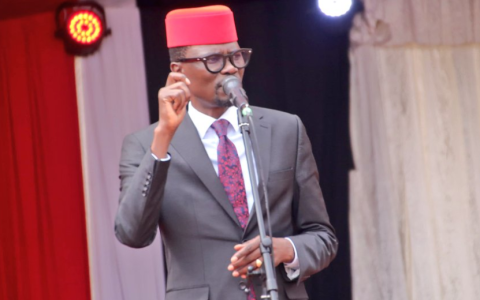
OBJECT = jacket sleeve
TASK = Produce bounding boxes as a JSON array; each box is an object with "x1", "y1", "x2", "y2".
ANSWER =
[
  {"x1": 114, "y1": 132, "x2": 169, "y2": 248},
  {"x1": 287, "y1": 115, "x2": 339, "y2": 283}
]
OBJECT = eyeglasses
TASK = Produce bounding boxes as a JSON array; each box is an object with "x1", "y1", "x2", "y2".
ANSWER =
[{"x1": 177, "y1": 48, "x2": 253, "y2": 74}]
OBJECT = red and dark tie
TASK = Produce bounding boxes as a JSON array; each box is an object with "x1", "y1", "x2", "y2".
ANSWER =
[
  {"x1": 211, "y1": 119, "x2": 256, "y2": 300},
  {"x1": 211, "y1": 119, "x2": 250, "y2": 229}
]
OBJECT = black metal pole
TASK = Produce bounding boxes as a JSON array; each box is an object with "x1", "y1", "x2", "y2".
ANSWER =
[{"x1": 236, "y1": 103, "x2": 278, "y2": 300}]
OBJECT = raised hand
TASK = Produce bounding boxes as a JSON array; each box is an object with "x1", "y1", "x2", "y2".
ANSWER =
[{"x1": 151, "y1": 72, "x2": 191, "y2": 158}]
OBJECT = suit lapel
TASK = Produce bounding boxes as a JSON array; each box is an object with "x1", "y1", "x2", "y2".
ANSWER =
[
  {"x1": 244, "y1": 109, "x2": 271, "y2": 236},
  {"x1": 170, "y1": 114, "x2": 241, "y2": 228}
]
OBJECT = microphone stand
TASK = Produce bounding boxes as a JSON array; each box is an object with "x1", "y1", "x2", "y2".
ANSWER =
[{"x1": 234, "y1": 93, "x2": 278, "y2": 300}]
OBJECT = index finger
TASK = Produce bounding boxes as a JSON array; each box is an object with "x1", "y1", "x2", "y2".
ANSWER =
[
  {"x1": 231, "y1": 236, "x2": 260, "y2": 262},
  {"x1": 166, "y1": 72, "x2": 191, "y2": 87}
]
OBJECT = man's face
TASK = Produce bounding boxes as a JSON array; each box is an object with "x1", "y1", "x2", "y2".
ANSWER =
[{"x1": 175, "y1": 42, "x2": 245, "y2": 116}]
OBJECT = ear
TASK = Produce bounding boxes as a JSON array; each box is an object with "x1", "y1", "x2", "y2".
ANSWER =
[{"x1": 170, "y1": 62, "x2": 182, "y2": 73}]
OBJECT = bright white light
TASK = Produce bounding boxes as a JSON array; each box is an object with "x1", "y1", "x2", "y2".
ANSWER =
[{"x1": 318, "y1": 0, "x2": 353, "y2": 17}]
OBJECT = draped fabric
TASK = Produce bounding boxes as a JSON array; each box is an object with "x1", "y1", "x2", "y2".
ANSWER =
[
  {"x1": 351, "y1": 0, "x2": 480, "y2": 47},
  {"x1": 93, "y1": 0, "x2": 135, "y2": 7},
  {"x1": 0, "y1": 13, "x2": 91, "y2": 300},
  {"x1": 74, "y1": 5, "x2": 165, "y2": 300},
  {"x1": 349, "y1": 1, "x2": 480, "y2": 299},
  {"x1": 0, "y1": 0, "x2": 65, "y2": 20}
]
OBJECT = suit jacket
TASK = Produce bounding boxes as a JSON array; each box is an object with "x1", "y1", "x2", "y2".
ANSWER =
[{"x1": 115, "y1": 106, "x2": 338, "y2": 300}]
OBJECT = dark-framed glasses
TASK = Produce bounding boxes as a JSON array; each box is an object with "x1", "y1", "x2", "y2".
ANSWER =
[{"x1": 177, "y1": 48, "x2": 252, "y2": 74}]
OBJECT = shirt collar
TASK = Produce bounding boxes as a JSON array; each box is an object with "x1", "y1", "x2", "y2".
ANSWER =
[{"x1": 188, "y1": 102, "x2": 240, "y2": 138}]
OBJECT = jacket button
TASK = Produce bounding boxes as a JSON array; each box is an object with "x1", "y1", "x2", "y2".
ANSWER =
[{"x1": 238, "y1": 281, "x2": 249, "y2": 292}]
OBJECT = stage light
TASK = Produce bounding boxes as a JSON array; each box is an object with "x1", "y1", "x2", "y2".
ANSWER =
[
  {"x1": 67, "y1": 11, "x2": 103, "y2": 45},
  {"x1": 318, "y1": 0, "x2": 353, "y2": 17},
  {"x1": 55, "y1": 2, "x2": 111, "y2": 56}
]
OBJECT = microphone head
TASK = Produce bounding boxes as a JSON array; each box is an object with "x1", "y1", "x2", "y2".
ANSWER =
[
  {"x1": 221, "y1": 76, "x2": 248, "y2": 108},
  {"x1": 222, "y1": 76, "x2": 241, "y2": 96}
]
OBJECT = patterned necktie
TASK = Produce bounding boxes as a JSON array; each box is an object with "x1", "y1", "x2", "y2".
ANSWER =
[
  {"x1": 211, "y1": 119, "x2": 249, "y2": 229},
  {"x1": 211, "y1": 119, "x2": 256, "y2": 300}
]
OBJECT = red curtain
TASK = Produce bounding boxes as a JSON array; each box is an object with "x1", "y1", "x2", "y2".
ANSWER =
[{"x1": 0, "y1": 13, "x2": 91, "y2": 300}]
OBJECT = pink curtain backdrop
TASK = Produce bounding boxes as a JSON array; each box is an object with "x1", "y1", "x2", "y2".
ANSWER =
[{"x1": 74, "y1": 4, "x2": 166, "y2": 300}]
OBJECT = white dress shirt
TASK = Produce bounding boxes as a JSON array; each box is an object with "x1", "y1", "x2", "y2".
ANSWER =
[{"x1": 154, "y1": 103, "x2": 300, "y2": 278}]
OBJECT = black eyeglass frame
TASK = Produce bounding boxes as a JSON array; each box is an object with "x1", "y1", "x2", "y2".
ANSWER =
[{"x1": 177, "y1": 48, "x2": 253, "y2": 74}]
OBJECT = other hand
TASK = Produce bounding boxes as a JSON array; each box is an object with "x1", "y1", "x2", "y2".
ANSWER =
[{"x1": 227, "y1": 236, "x2": 295, "y2": 278}]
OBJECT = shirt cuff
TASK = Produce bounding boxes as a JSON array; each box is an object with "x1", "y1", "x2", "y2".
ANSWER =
[
  {"x1": 151, "y1": 152, "x2": 171, "y2": 161},
  {"x1": 283, "y1": 237, "x2": 300, "y2": 279}
]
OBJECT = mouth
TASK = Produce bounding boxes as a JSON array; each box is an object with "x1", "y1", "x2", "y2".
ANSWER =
[{"x1": 216, "y1": 82, "x2": 229, "y2": 99}]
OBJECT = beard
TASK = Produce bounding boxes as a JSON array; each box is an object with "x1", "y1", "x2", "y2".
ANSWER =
[
  {"x1": 214, "y1": 97, "x2": 233, "y2": 108},
  {"x1": 214, "y1": 84, "x2": 233, "y2": 108}
]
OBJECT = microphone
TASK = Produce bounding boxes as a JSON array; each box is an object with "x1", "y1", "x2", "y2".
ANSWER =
[{"x1": 222, "y1": 76, "x2": 249, "y2": 109}]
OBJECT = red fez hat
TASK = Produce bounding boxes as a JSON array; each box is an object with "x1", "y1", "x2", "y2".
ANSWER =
[{"x1": 165, "y1": 5, "x2": 238, "y2": 48}]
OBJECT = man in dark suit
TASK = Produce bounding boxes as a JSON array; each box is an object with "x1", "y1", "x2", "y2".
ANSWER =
[{"x1": 115, "y1": 5, "x2": 338, "y2": 300}]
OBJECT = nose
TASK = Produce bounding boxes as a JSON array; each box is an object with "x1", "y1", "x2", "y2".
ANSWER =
[{"x1": 220, "y1": 58, "x2": 238, "y2": 75}]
